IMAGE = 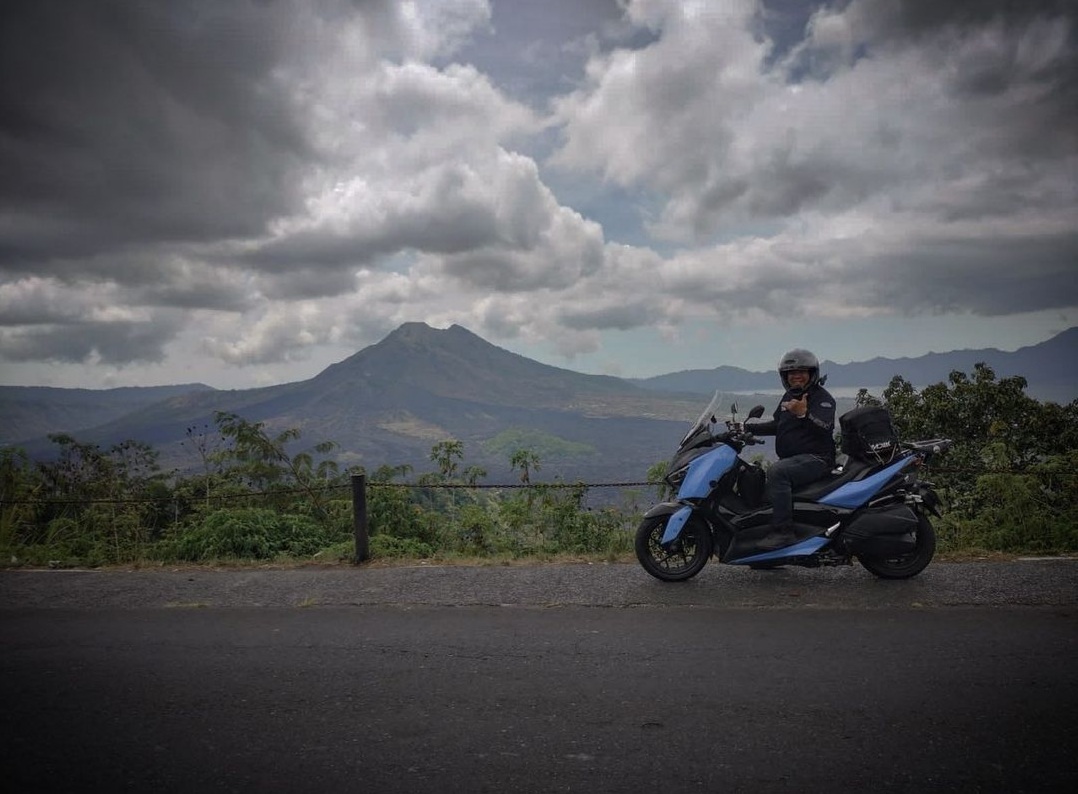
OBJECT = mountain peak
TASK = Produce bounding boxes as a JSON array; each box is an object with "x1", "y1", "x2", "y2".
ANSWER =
[
  {"x1": 313, "y1": 321, "x2": 631, "y2": 407},
  {"x1": 379, "y1": 323, "x2": 480, "y2": 346},
  {"x1": 380, "y1": 321, "x2": 434, "y2": 343}
]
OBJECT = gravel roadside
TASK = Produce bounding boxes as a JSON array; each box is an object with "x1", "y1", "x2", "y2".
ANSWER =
[{"x1": 1, "y1": 558, "x2": 1075, "y2": 610}]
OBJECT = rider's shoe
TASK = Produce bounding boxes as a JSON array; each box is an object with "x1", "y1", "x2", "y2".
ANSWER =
[{"x1": 756, "y1": 521, "x2": 796, "y2": 551}]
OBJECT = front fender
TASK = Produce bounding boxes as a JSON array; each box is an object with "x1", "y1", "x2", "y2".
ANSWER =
[
  {"x1": 644, "y1": 502, "x2": 696, "y2": 544},
  {"x1": 660, "y1": 505, "x2": 695, "y2": 545},
  {"x1": 643, "y1": 501, "x2": 685, "y2": 520}
]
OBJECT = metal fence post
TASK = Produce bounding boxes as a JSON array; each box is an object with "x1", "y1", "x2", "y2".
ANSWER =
[{"x1": 352, "y1": 473, "x2": 369, "y2": 563}]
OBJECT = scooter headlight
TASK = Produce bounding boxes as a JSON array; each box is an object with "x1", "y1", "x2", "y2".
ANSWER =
[{"x1": 666, "y1": 466, "x2": 688, "y2": 488}]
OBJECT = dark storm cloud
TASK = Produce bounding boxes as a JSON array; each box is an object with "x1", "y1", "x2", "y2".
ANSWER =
[
  {"x1": 557, "y1": 300, "x2": 651, "y2": 332},
  {"x1": 243, "y1": 193, "x2": 505, "y2": 272},
  {"x1": 1, "y1": 314, "x2": 184, "y2": 364},
  {"x1": 868, "y1": 0, "x2": 1075, "y2": 39},
  {"x1": 913, "y1": 234, "x2": 1078, "y2": 315},
  {"x1": 131, "y1": 271, "x2": 255, "y2": 311},
  {"x1": 892, "y1": 0, "x2": 1078, "y2": 132},
  {"x1": 837, "y1": 229, "x2": 1078, "y2": 315},
  {"x1": 256, "y1": 266, "x2": 358, "y2": 301},
  {"x1": 809, "y1": 0, "x2": 1078, "y2": 124},
  {"x1": 0, "y1": 0, "x2": 316, "y2": 268}
]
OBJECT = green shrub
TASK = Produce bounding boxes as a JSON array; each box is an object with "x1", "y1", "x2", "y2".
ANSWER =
[
  {"x1": 446, "y1": 503, "x2": 498, "y2": 554},
  {"x1": 173, "y1": 508, "x2": 330, "y2": 561},
  {"x1": 370, "y1": 534, "x2": 435, "y2": 559}
]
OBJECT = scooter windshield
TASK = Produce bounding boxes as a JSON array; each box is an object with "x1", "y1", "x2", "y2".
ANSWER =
[{"x1": 680, "y1": 391, "x2": 722, "y2": 446}]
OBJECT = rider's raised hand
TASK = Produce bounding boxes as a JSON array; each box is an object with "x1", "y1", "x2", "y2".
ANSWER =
[{"x1": 781, "y1": 394, "x2": 808, "y2": 417}]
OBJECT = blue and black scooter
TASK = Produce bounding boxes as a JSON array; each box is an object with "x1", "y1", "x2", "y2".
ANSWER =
[{"x1": 635, "y1": 392, "x2": 951, "y2": 581}]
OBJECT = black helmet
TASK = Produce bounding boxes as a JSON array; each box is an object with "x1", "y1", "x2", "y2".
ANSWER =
[{"x1": 778, "y1": 348, "x2": 820, "y2": 390}]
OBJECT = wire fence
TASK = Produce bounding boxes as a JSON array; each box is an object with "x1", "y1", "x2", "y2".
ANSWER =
[
  {"x1": 2, "y1": 464, "x2": 1076, "y2": 508},
  {"x1": 0, "y1": 479, "x2": 655, "y2": 507}
]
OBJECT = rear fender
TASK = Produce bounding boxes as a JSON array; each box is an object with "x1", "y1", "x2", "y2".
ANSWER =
[{"x1": 911, "y1": 483, "x2": 944, "y2": 518}]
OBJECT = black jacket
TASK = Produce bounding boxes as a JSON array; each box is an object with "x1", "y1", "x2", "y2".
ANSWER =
[{"x1": 750, "y1": 384, "x2": 837, "y2": 462}]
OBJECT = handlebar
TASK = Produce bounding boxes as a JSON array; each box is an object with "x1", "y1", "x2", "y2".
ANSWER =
[{"x1": 715, "y1": 423, "x2": 766, "y2": 449}]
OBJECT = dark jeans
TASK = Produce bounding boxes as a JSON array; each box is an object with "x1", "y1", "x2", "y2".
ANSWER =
[{"x1": 768, "y1": 453, "x2": 831, "y2": 525}]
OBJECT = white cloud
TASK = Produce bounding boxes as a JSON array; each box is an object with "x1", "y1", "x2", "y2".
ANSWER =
[
  {"x1": 553, "y1": 0, "x2": 1076, "y2": 237},
  {"x1": 0, "y1": 0, "x2": 1075, "y2": 387}
]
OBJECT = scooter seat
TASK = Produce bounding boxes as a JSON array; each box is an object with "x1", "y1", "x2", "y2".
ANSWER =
[{"x1": 792, "y1": 458, "x2": 875, "y2": 502}]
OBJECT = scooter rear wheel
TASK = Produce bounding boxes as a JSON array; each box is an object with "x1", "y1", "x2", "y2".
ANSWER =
[
  {"x1": 635, "y1": 514, "x2": 713, "y2": 582},
  {"x1": 857, "y1": 514, "x2": 936, "y2": 579}
]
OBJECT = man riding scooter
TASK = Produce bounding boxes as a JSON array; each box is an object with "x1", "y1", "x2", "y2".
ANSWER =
[{"x1": 747, "y1": 349, "x2": 837, "y2": 550}]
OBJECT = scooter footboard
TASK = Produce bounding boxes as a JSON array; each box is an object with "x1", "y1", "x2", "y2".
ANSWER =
[{"x1": 840, "y1": 503, "x2": 919, "y2": 557}]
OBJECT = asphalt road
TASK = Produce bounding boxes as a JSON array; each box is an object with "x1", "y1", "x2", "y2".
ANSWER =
[{"x1": 2, "y1": 560, "x2": 1076, "y2": 793}]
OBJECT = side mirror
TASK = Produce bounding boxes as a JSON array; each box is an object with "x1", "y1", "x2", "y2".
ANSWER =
[{"x1": 749, "y1": 405, "x2": 765, "y2": 420}]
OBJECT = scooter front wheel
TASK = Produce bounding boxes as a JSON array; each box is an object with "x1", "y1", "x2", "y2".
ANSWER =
[{"x1": 635, "y1": 514, "x2": 713, "y2": 582}]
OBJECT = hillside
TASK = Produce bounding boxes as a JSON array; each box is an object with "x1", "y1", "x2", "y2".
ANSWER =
[
  {"x1": 6, "y1": 324, "x2": 707, "y2": 482},
  {"x1": 0, "y1": 383, "x2": 215, "y2": 446},
  {"x1": 5, "y1": 323, "x2": 1074, "y2": 482}
]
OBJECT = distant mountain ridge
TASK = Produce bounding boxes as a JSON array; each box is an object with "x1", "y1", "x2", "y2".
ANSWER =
[
  {"x1": 2, "y1": 324, "x2": 1074, "y2": 481},
  {"x1": 633, "y1": 327, "x2": 1078, "y2": 403},
  {"x1": 0, "y1": 383, "x2": 216, "y2": 446}
]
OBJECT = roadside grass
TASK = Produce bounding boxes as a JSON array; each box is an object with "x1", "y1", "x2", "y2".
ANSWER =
[
  {"x1": 163, "y1": 601, "x2": 212, "y2": 608},
  {"x1": 2, "y1": 513, "x2": 1074, "y2": 570}
]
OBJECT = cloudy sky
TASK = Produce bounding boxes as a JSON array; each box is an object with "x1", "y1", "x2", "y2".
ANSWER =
[{"x1": 1, "y1": 0, "x2": 1076, "y2": 390}]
